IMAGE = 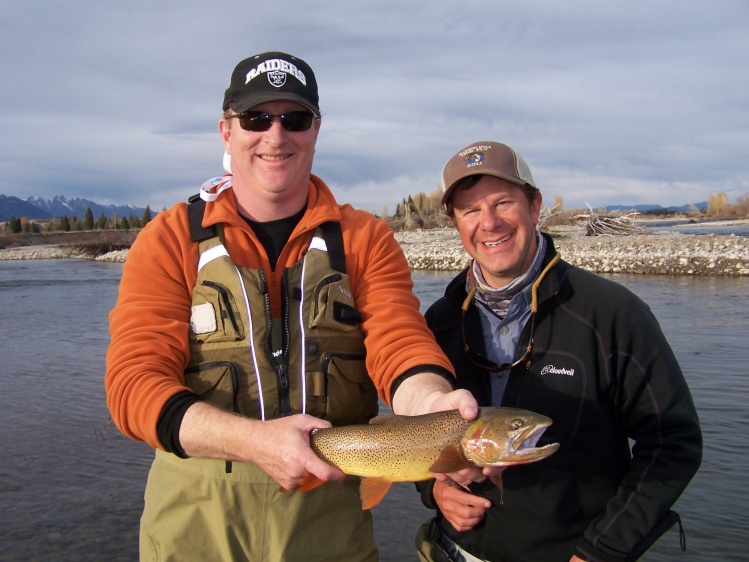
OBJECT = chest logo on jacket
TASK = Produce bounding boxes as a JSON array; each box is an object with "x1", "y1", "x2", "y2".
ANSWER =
[{"x1": 541, "y1": 365, "x2": 575, "y2": 377}]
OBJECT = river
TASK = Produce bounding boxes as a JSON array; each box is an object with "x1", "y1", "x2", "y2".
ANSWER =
[{"x1": 0, "y1": 260, "x2": 746, "y2": 561}]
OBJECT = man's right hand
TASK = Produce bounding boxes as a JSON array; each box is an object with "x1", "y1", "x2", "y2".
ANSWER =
[
  {"x1": 433, "y1": 478, "x2": 491, "y2": 532},
  {"x1": 248, "y1": 414, "x2": 347, "y2": 491},
  {"x1": 179, "y1": 402, "x2": 346, "y2": 491}
]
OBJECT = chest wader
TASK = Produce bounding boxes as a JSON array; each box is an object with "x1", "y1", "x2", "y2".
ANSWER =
[{"x1": 139, "y1": 197, "x2": 378, "y2": 562}]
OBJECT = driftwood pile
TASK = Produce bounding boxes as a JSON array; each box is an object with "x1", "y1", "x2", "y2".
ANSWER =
[{"x1": 575, "y1": 208, "x2": 647, "y2": 237}]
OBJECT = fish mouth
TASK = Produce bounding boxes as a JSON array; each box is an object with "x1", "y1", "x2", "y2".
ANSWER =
[{"x1": 509, "y1": 422, "x2": 559, "y2": 460}]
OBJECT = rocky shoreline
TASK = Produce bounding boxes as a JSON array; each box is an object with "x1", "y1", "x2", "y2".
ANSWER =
[
  {"x1": 395, "y1": 227, "x2": 749, "y2": 276},
  {"x1": 1, "y1": 226, "x2": 748, "y2": 276}
]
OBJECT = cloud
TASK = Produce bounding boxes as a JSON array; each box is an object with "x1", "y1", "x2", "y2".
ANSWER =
[{"x1": 1, "y1": 0, "x2": 747, "y2": 212}]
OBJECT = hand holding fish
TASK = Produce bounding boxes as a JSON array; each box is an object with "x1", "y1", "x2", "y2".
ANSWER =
[
  {"x1": 251, "y1": 414, "x2": 348, "y2": 492},
  {"x1": 391, "y1": 372, "x2": 479, "y2": 420},
  {"x1": 179, "y1": 402, "x2": 346, "y2": 491},
  {"x1": 433, "y1": 463, "x2": 507, "y2": 489},
  {"x1": 433, "y1": 479, "x2": 491, "y2": 532}
]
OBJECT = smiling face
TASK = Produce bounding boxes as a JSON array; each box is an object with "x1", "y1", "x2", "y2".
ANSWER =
[
  {"x1": 219, "y1": 100, "x2": 320, "y2": 221},
  {"x1": 450, "y1": 176, "x2": 542, "y2": 288}
]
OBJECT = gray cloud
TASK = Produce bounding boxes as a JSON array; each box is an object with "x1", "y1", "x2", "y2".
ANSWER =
[{"x1": 1, "y1": 0, "x2": 747, "y2": 214}]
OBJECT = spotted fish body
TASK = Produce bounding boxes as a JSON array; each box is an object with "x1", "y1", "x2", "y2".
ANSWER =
[{"x1": 305, "y1": 407, "x2": 559, "y2": 508}]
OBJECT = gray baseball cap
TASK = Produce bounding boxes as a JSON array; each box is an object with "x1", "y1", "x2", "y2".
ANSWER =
[{"x1": 441, "y1": 141, "x2": 537, "y2": 205}]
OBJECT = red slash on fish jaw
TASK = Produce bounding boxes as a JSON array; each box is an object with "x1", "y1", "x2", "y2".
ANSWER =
[{"x1": 462, "y1": 423, "x2": 498, "y2": 463}]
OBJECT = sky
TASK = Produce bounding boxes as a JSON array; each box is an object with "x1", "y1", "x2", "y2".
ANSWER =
[{"x1": 1, "y1": 1, "x2": 748, "y2": 215}]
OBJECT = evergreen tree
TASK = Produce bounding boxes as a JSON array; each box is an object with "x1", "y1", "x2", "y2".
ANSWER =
[
  {"x1": 59, "y1": 215, "x2": 71, "y2": 232},
  {"x1": 119, "y1": 217, "x2": 130, "y2": 230},
  {"x1": 97, "y1": 213, "x2": 108, "y2": 230},
  {"x1": 141, "y1": 205, "x2": 152, "y2": 225},
  {"x1": 7, "y1": 217, "x2": 22, "y2": 233},
  {"x1": 83, "y1": 207, "x2": 95, "y2": 230}
]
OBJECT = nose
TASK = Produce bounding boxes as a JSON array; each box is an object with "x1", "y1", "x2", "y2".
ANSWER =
[
  {"x1": 263, "y1": 118, "x2": 288, "y2": 144},
  {"x1": 479, "y1": 207, "x2": 504, "y2": 230}
]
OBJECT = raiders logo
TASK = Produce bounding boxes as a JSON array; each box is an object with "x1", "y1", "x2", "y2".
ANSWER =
[{"x1": 268, "y1": 70, "x2": 287, "y2": 88}]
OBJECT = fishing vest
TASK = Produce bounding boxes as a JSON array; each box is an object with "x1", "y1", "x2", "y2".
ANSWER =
[{"x1": 183, "y1": 197, "x2": 378, "y2": 426}]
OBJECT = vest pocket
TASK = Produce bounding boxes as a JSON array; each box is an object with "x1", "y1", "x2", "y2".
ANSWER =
[
  {"x1": 184, "y1": 361, "x2": 240, "y2": 414},
  {"x1": 318, "y1": 352, "x2": 378, "y2": 425},
  {"x1": 309, "y1": 276, "x2": 361, "y2": 332},
  {"x1": 190, "y1": 281, "x2": 245, "y2": 343}
]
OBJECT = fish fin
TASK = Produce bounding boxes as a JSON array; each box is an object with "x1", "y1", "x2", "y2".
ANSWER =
[
  {"x1": 490, "y1": 471, "x2": 506, "y2": 505},
  {"x1": 368, "y1": 414, "x2": 404, "y2": 425},
  {"x1": 368, "y1": 415, "x2": 394, "y2": 425},
  {"x1": 359, "y1": 477, "x2": 393, "y2": 510},
  {"x1": 297, "y1": 473, "x2": 326, "y2": 493},
  {"x1": 428, "y1": 445, "x2": 473, "y2": 473}
]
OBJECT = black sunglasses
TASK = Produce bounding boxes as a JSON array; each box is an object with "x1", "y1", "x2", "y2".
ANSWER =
[
  {"x1": 460, "y1": 263, "x2": 538, "y2": 373},
  {"x1": 461, "y1": 305, "x2": 535, "y2": 373},
  {"x1": 460, "y1": 253, "x2": 560, "y2": 373},
  {"x1": 227, "y1": 110, "x2": 317, "y2": 132}
]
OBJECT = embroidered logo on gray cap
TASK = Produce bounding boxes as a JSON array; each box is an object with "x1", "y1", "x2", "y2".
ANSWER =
[{"x1": 465, "y1": 151, "x2": 485, "y2": 168}]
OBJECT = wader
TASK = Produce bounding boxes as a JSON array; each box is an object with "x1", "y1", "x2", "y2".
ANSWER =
[{"x1": 139, "y1": 196, "x2": 379, "y2": 561}]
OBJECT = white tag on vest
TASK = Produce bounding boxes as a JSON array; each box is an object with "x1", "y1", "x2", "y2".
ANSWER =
[{"x1": 191, "y1": 302, "x2": 217, "y2": 334}]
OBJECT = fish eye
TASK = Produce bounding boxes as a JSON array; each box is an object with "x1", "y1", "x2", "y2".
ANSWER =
[{"x1": 511, "y1": 419, "x2": 524, "y2": 430}]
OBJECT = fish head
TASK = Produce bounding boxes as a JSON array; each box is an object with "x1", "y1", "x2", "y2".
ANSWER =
[{"x1": 461, "y1": 407, "x2": 560, "y2": 467}]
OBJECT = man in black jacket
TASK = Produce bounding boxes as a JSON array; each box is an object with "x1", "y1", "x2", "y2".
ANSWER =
[{"x1": 415, "y1": 141, "x2": 702, "y2": 562}]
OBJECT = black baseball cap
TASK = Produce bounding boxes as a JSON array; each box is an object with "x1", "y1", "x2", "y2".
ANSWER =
[{"x1": 222, "y1": 51, "x2": 320, "y2": 117}]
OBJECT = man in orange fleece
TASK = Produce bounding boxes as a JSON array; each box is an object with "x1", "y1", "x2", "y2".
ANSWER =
[{"x1": 105, "y1": 51, "x2": 478, "y2": 561}]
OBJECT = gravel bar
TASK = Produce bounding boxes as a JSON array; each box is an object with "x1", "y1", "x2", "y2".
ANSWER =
[{"x1": 2, "y1": 228, "x2": 748, "y2": 276}]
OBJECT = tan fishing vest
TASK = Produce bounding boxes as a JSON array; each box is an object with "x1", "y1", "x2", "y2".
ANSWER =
[{"x1": 184, "y1": 203, "x2": 378, "y2": 428}]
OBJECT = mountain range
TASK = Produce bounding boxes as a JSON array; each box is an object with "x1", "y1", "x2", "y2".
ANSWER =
[
  {"x1": 0, "y1": 195, "x2": 149, "y2": 222},
  {"x1": 0, "y1": 194, "x2": 707, "y2": 223}
]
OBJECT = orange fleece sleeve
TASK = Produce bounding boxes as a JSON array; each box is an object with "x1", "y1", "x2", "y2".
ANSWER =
[
  {"x1": 342, "y1": 209, "x2": 455, "y2": 404},
  {"x1": 105, "y1": 204, "x2": 198, "y2": 448}
]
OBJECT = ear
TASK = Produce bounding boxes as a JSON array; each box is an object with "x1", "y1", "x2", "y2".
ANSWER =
[
  {"x1": 218, "y1": 118, "x2": 232, "y2": 153},
  {"x1": 531, "y1": 191, "x2": 543, "y2": 224}
]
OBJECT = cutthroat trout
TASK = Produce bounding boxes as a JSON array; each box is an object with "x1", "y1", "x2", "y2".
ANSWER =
[{"x1": 301, "y1": 407, "x2": 559, "y2": 509}]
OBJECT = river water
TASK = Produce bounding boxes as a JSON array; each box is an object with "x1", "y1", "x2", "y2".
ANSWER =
[
  {"x1": 643, "y1": 221, "x2": 749, "y2": 238},
  {"x1": 0, "y1": 259, "x2": 747, "y2": 561}
]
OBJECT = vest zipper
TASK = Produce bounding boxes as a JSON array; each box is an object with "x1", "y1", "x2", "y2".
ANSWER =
[
  {"x1": 261, "y1": 269, "x2": 292, "y2": 417},
  {"x1": 279, "y1": 269, "x2": 292, "y2": 417}
]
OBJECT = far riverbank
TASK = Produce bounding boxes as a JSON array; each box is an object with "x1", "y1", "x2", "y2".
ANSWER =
[
  {"x1": 395, "y1": 226, "x2": 749, "y2": 276},
  {"x1": 1, "y1": 223, "x2": 748, "y2": 276}
]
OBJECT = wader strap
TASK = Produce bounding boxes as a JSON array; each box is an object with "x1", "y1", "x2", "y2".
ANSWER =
[
  {"x1": 188, "y1": 195, "x2": 218, "y2": 242},
  {"x1": 319, "y1": 221, "x2": 346, "y2": 273}
]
